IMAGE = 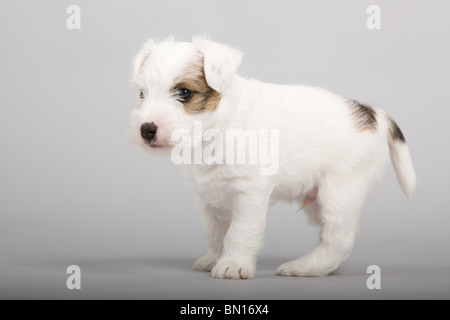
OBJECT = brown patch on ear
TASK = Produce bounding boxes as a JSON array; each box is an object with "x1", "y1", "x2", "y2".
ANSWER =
[
  {"x1": 387, "y1": 117, "x2": 406, "y2": 143},
  {"x1": 348, "y1": 100, "x2": 378, "y2": 131},
  {"x1": 173, "y1": 63, "x2": 221, "y2": 114}
]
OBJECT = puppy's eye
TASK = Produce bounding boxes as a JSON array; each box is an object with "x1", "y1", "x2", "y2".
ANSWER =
[
  {"x1": 139, "y1": 91, "x2": 145, "y2": 99},
  {"x1": 175, "y1": 88, "x2": 194, "y2": 102}
]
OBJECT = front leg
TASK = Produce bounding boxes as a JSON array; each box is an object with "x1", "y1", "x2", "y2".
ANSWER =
[
  {"x1": 211, "y1": 190, "x2": 270, "y2": 280},
  {"x1": 194, "y1": 205, "x2": 231, "y2": 272}
]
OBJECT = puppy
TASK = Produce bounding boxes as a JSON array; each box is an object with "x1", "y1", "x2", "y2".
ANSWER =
[{"x1": 129, "y1": 36, "x2": 416, "y2": 279}]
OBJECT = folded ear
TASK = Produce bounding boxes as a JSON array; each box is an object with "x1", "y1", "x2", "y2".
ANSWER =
[
  {"x1": 193, "y1": 37, "x2": 243, "y2": 93},
  {"x1": 132, "y1": 39, "x2": 155, "y2": 74}
]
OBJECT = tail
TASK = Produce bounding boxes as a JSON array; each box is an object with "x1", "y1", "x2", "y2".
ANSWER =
[{"x1": 385, "y1": 116, "x2": 416, "y2": 200}]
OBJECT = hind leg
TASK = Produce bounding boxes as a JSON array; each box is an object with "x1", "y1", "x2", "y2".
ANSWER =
[{"x1": 277, "y1": 174, "x2": 369, "y2": 277}]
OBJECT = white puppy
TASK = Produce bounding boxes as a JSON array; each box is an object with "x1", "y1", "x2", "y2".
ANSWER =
[{"x1": 129, "y1": 36, "x2": 416, "y2": 279}]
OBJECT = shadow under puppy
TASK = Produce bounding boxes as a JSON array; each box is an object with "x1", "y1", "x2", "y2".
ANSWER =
[{"x1": 129, "y1": 36, "x2": 416, "y2": 279}]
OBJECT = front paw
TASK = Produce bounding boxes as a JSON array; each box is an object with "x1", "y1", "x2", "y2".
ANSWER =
[
  {"x1": 210, "y1": 258, "x2": 255, "y2": 279},
  {"x1": 193, "y1": 253, "x2": 220, "y2": 272},
  {"x1": 276, "y1": 256, "x2": 337, "y2": 277}
]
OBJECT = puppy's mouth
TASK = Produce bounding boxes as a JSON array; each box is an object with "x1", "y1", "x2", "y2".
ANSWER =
[
  {"x1": 146, "y1": 141, "x2": 172, "y2": 150},
  {"x1": 149, "y1": 144, "x2": 168, "y2": 149}
]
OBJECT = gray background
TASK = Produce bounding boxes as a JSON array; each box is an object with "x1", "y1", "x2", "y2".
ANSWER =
[{"x1": 0, "y1": 0, "x2": 449, "y2": 299}]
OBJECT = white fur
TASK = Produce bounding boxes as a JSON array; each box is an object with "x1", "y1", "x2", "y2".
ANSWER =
[{"x1": 129, "y1": 37, "x2": 416, "y2": 279}]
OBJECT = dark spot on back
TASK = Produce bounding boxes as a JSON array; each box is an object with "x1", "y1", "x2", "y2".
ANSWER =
[{"x1": 348, "y1": 100, "x2": 378, "y2": 131}]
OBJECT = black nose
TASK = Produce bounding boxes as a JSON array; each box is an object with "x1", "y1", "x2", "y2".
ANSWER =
[{"x1": 140, "y1": 122, "x2": 158, "y2": 142}]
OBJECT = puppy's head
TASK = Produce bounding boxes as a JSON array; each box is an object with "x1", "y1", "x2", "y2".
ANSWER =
[{"x1": 129, "y1": 36, "x2": 243, "y2": 155}]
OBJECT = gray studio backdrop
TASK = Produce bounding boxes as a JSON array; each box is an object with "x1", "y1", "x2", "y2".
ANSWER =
[{"x1": 1, "y1": 0, "x2": 449, "y2": 299}]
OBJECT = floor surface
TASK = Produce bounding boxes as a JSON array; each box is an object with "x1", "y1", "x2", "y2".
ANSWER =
[{"x1": 2, "y1": 253, "x2": 449, "y2": 300}]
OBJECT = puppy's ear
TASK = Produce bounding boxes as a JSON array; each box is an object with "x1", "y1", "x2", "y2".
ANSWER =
[
  {"x1": 132, "y1": 39, "x2": 155, "y2": 74},
  {"x1": 193, "y1": 37, "x2": 243, "y2": 93}
]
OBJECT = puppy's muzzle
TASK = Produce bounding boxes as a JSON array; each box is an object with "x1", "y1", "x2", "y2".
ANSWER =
[{"x1": 140, "y1": 122, "x2": 158, "y2": 142}]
